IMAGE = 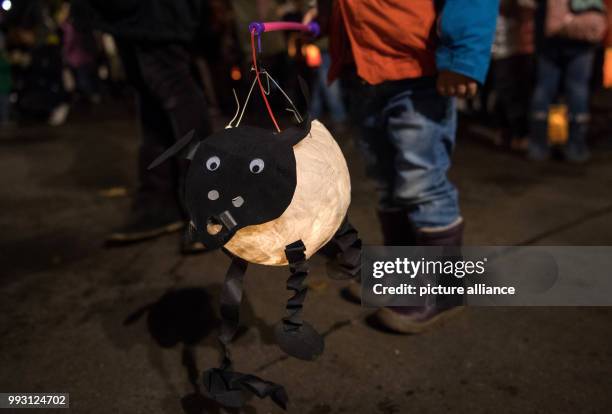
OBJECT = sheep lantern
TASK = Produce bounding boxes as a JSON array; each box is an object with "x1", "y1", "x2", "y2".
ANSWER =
[{"x1": 147, "y1": 21, "x2": 362, "y2": 410}]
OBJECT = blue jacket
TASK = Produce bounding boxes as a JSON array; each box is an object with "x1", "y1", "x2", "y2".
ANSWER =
[{"x1": 436, "y1": 0, "x2": 500, "y2": 83}]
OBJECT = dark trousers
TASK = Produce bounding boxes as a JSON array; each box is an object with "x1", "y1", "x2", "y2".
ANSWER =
[
  {"x1": 118, "y1": 42, "x2": 211, "y2": 211},
  {"x1": 491, "y1": 54, "x2": 534, "y2": 139},
  {"x1": 71, "y1": 63, "x2": 99, "y2": 98}
]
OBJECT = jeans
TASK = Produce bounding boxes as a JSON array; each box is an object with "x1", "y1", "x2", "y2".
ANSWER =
[
  {"x1": 311, "y1": 52, "x2": 347, "y2": 123},
  {"x1": 530, "y1": 45, "x2": 595, "y2": 148},
  {"x1": 349, "y1": 76, "x2": 459, "y2": 228}
]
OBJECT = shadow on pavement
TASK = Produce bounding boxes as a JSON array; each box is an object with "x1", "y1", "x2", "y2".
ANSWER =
[{"x1": 117, "y1": 286, "x2": 275, "y2": 413}]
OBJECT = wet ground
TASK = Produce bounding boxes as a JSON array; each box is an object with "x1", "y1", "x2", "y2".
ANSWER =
[{"x1": 1, "y1": 99, "x2": 611, "y2": 413}]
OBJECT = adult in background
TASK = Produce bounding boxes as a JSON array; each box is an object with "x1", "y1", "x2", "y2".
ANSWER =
[{"x1": 72, "y1": 0, "x2": 214, "y2": 251}]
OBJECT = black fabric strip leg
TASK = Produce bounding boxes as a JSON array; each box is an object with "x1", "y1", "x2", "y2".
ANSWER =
[
  {"x1": 202, "y1": 254, "x2": 289, "y2": 410},
  {"x1": 274, "y1": 240, "x2": 324, "y2": 361},
  {"x1": 325, "y1": 217, "x2": 362, "y2": 280}
]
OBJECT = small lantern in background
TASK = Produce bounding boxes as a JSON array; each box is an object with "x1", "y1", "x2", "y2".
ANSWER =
[
  {"x1": 303, "y1": 44, "x2": 322, "y2": 68},
  {"x1": 548, "y1": 104, "x2": 569, "y2": 145}
]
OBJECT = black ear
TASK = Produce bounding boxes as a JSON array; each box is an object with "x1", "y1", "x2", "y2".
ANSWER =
[
  {"x1": 148, "y1": 130, "x2": 198, "y2": 170},
  {"x1": 278, "y1": 114, "x2": 311, "y2": 146},
  {"x1": 275, "y1": 75, "x2": 313, "y2": 146}
]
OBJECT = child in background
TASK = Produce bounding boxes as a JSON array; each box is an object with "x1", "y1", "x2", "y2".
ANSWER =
[
  {"x1": 59, "y1": 2, "x2": 101, "y2": 104},
  {"x1": 307, "y1": 0, "x2": 498, "y2": 333},
  {"x1": 490, "y1": 0, "x2": 536, "y2": 151},
  {"x1": 529, "y1": 0, "x2": 609, "y2": 162}
]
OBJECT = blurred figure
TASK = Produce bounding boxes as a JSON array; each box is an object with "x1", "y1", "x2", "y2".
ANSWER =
[
  {"x1": 194, "y1": 0, "x2": 242, "y2": 116},
  {"x1": 490, "y1": 0, "x2": 535, "y2": 151},
  {"x1": 605, "y1": 0, "x2": 612, "y2": 88},
  {"x1": 0, "y1": 32, "x2": 11, "y2": 125},
  {"x1": 310, "y1": 39, "x2": 347, "y2": 131},
  {"x1": 278, "y1": 1, "x2": 347, "y2": 128},
  {"x1": 73, "y1": 0, "x2": 213, "y2": 250},
  {"x1": 59, "y1": 2, "x2": 101, "y2": 104},
  {"x1": 529, "y1": 0, "x2": 609, "y2": 162},
  {"x1": 232, "y1": 0, "x2": 292, "y2": 109},
  {"x1": 4, "y1": 0, "x2": 70, "y2": 125}
]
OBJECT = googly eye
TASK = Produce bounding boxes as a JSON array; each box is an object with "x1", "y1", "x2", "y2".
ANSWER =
[
  {"x1": 206, "y1": 156, "x2": 220, "y2": 171},
  {"x1": 249, "y1": 158, "x2": 265, "y2": 174}
]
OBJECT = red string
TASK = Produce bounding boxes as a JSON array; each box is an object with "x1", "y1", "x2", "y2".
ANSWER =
[{"x1": 251, "y1": 29, "x2": 281, "y2": 132}]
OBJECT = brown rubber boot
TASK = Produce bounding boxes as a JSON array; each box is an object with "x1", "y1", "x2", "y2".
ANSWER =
[
  {"x1": 376, "y1": 207, "x2": 417, "y2": 246},
  {"x1": 376, "y1": 218, "x2": 466, "y2": 334}
]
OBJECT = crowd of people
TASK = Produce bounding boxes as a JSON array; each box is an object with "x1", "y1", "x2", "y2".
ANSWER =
[
  {"x1": 2, "y1": 1, "x2": 610, "y2": 151},
  {"x1": 1, "y1": 0, "x2": 612, "y2": 332},
  {"x1": 487, "y1": 0, "x2": 612, "y2": 162}
]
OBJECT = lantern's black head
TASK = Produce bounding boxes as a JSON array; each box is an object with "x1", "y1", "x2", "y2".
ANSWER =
[{"x1": 148, "y1": 121, "x2": 311, "y2": 249}]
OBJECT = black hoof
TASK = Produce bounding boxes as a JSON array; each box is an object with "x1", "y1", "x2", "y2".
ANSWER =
[
  {"x1": 274, "y1": 321, "x2": 324, "y2": 361},
  {"x1": 202, "y1": 369, "x2": 244, "y2": 408}
]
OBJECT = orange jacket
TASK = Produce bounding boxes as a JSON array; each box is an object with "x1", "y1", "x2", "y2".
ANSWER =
[
  {"x1": 327, "y1": 0, "x2": 499, "y2": 85},
  {"x1": 328, "y1": 0, "x2": 438, "y2": 84}
]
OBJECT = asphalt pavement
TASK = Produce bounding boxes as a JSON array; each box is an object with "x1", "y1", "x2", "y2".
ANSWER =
[{"x1": 1, "y1": 101, "x2": 611, "y2": 413}]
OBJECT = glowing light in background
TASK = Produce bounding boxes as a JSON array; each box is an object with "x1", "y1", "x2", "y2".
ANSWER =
[
  {"x1": 230, "y1": 65, "x2": 242, "y2": 81},
  {"x1": 1, "y1": 0, "x2": 11, "y2": 11},
  {"x1": 303, "y1": 44, "x2": 322, "y2": 68}
]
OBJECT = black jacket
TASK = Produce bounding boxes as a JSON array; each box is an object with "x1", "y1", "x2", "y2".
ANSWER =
[{"x1": 72, "y1": 0, "x2": 208, "y2": 43}]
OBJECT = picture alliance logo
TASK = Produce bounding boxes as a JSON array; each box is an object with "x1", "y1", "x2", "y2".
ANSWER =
[{"x1": 371, "y1": 257, "x2": 489, "y2": 279}]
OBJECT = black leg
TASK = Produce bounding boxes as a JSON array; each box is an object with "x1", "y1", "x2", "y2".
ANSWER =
[
  {"x1": 202, "y1": 254, "x2": 288, "y2": 410},
  {"x1": 325, "y1": 217, "x2": 362, "y2": 280},
  {"x1": 274, "y1": 240, "x2": 324, "y2": 361}
]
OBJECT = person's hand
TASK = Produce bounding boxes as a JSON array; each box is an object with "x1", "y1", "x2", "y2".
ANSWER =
[
  {"x1": 302, "y1": 7, "x2": 318, "y2": 25},
  {"x1": 436, "y1": 70, "x2": 478, "y2": 98}
]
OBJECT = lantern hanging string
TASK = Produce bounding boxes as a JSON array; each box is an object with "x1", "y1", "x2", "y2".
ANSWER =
[{"x1": 251, "y1": 29, "x2": 281, "y2": 133}]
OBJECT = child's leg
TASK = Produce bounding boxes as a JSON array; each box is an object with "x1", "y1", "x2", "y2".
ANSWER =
[
  {"x1": 492, "y1": 56, "x2": 517, "y2": 142},
  {"x1": 563, "y1": 47, "x2": 596, "y2": 162},
  {"x1": 372, "y1": 80, "x2": 465, "y2": 332},
  {"x1": 383, "y1": 80, "x2": 460, "y2": 231},
  {"x1": 349, "y1": 79, "x2": 416, "y2": 245},
  {"x1": 506, "y1": 54, "x2": 534, "y2": 142},
  {"x1": 350, "y1": 85, "x2": 395, "y2": 208},
  {"x1": 529, "y1": 50, "x2": 562, "y2": 160}
]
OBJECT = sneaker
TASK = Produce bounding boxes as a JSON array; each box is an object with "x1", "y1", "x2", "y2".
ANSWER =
[
  {"x1": 48, "y1": 103, "x2": 70, "y2": 126},
  {"x1": 375, "y1": 305, "x2": 465, "y2": 334},
  {"x1": 107, "y1": 208, "x2": 184, "y2": 244}
]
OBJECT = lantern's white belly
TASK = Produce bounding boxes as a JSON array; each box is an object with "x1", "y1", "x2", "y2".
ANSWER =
[{"x1": 224, "y1": 120, "x2": 351, "y2": 266}]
